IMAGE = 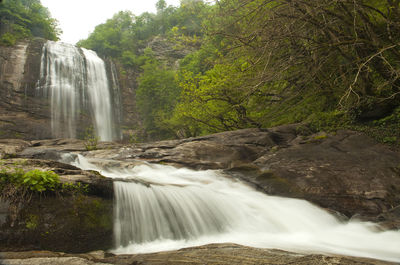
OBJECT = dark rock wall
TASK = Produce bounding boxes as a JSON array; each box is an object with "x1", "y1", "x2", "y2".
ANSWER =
[
  {"x1": 0, "y1": 194, "x2": 113, "y2": 253},
  {"x1": 111, "y1": 62, "x2": 141, "y2": 141},
  {"x1": 0, "y1": 39, "x2": 51, "y2": 139}
]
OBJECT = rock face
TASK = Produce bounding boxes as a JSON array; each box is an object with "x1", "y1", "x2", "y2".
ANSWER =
[
  {"x1": 13, "y1": 125, "x2": 400, "y2": 227},
  {"x1": 0, "y1": 38, "x2": 51, "y2": 139},
  {"x1": 0, "y1": 244, "x2": 396, "y2": 265},
  {"x1": 0, "y1": 156, "x2": 113, "y2": 253},
  {"x1": 102, "y1": 125, "x2": 400, "y2": 227},
  {"x1": 0, "y1": 125, "x2": 399, "y2": 259}
]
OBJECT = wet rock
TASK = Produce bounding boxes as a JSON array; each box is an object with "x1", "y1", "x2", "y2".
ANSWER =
[
  {"x1": 91, "y1": 125, "x2": 400, "y2": 227},
  {"x1": 0, "y1": 157, "x2": 114, "y2": 253},
  {"x1": 0, "y1": 158, "x2": 113, "y2": 198},
  {"x1": 0, "y1": 244, "x2": 396, "y2": 265},
  {"x1": 0, "y1": 139, "x2": 31, "y2": 158}
]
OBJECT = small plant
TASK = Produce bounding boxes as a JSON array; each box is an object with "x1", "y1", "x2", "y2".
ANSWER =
[
  {"x1": 25, "y1": 214, "x2": 39, "y2": 230},
  {"x1": 62, "y1": 182, "x2": 89, "y2": 195},
  {"x1": 84, "y1": 126, "x2": 99, "y2": 151},
  {"x1": 20, "y1": 169, "x2": 60, "y2": 192},
  {"x1": 313, "y1": 134, "x2": 327, "y2": 141},
  {"x1": 383, "y1": 136, "x2": 397, "y2": 144}
]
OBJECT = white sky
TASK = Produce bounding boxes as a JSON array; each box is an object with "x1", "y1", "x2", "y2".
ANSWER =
[{"x1": 40, "y1": 0, "x2": 181, "y2": 45}]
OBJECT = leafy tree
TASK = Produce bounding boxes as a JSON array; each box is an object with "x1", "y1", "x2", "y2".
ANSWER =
[
  {"x1": 209, "y1": 0, "x2": 400, "y2": 122},
  {"x1": 136, "y1": 49, "x2": 181, "y2": 140},
  {"x1": 0, "y1": 0, "x2": 60, "y2": 45}
]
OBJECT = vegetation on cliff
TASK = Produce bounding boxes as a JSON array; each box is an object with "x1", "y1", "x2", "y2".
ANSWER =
[
  {"x1": 0, "y1": 0, "x2": 60, "y2": 46},
  {"x1": 77, "y1": 0, "x2": 400, "y2": 144},
  {"x1": 10, "y1": 0, "x2": 387, "y2": 145}
]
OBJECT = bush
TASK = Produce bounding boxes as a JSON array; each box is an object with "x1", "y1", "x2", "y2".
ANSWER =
[
  {"x1": 84, "y1": 126, "x2": 99, "y2": 151},
  {"x1": 0, "y1": 33, "x2": 16, "y2": 46},
  {"x1": 20, "y1": 169, "x2": 60, "y2": 192}
]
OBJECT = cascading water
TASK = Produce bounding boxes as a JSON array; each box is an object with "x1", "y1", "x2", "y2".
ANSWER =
[
  {"x1": 82, "y1": 48, "x2": 114, "y2": 141},
  {"x1": 37, "y1": 41, "x2": 120, "y2": 141},
  {"x1": 69, "y1": 155, "x2": 400, "y2": 262}
]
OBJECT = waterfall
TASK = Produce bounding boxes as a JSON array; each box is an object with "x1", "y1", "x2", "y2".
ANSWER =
[
  {"x1": 37, "y1": 41, "x2": 120, "y2": 141},
  {"x1": 114, "y1": 182, "x2": 238, "y2": 246},
  {"x1": 82, "y1": 48, "x2": 114, "y2": 141},
  {"x1": 68, "y1": 155, "x2": 400, "y2": 263}
]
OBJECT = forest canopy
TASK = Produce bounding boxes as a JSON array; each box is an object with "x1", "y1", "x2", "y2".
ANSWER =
[
  {"x1": 21, "y1": 0, "x2": 400, "y2": 144},
  {"x1": 0, "y1": 0, "x2": 60, "y2": 45}
]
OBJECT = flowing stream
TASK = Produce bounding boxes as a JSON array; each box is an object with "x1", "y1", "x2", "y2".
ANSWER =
[
  {"x1": 68, "y1": 155, "x2": 400, "y2": 262},
  {"x1": 37, "y1": 41, "x2": 120, "y2": 141}
]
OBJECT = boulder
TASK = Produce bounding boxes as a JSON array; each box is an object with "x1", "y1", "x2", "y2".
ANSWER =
[{"x1": 0, "y1": 158, "x2": 113, "y2": 253}]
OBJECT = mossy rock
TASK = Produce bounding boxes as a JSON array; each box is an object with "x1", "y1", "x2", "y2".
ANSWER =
[
  {"x1": 256, "y1": 171, "x2": 303, "y2": 196},
  {"x1": 0, "y1": 194, "x2": 113, "y2": 253}
]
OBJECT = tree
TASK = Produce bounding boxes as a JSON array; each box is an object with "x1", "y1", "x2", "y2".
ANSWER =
[
  {"x1": 136, "y1": 49, "x2": 181, "y2": 140},
  {"x1": 204, "y1": 0, "x2": 400, "y2": 122},
  {"x1": 0, "y1": 0, "x2": 60, "y2": 45},
  {"x1": 156, "y1": 0, "x2": 167, "y2": 13}
]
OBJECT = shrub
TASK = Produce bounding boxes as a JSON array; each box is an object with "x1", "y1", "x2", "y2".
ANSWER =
[
  {"x1": 20, "y1": 169, "x2": 60, "y2": 192},
  {"x1": 84, "y1": 126, "x2": 99, "y2": 151}
]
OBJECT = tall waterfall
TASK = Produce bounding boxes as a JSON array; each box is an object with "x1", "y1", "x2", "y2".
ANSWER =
[
  {"x1": 37, "y1": 41, "x2": 120, "y2": 141},
  {"x1": 68, "y1": 155, "x2": 400, "y2": 263}
]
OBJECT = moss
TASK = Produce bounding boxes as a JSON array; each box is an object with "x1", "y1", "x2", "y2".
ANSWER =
[
  {"x1": 313, "y1": 134, "x2": 327, "y2": 140},
  {"x1": 1, "y1": 194, "x2": 113, "y2": 253},
  {"x1": 227, "y1": 162, "x2": 260, "y2": 174},
  {"x1": 256, "y1": 171, "x2": 303, "y2": 196},
  {"x1": 295, "y1": 125, "x2": 313, "y2": 136},
  {"x1": 270, "y1": 146, "x2": 279, "y2": 153},
  {"x1": 256, "y1": 171, "x2": 280, "y2": 181},
  {"x1": 72, "y1": 195, "x2": 113, "y2": 230},
  {"x1": 25, "y1": 214, "x2": 39, "y2": 230}
]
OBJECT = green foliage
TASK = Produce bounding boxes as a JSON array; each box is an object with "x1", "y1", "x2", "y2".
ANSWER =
[
  {"x1": 0, "y1": 163, "x2": 89, "y2": 200},
  {"x1": 72, "y1": 195, "x2": 112, "y2": 230},
  {"x1": 351, "y1": 106, "x2": 400, "y2": 147},
  {"x1": 20, "y1": 169, "x2": 59, "y2": 192},
  {"x1": 0, "y1": 32, "x2": 16, "y2": 46},
  {"x1": 84, "y1": 126, "x2": 99, "y2": 151},
  {"x1": 25, "y1": 214, "x2": 39, "y2": 230},
  {"x1": 0, "y1": 0, "x2": 60, "y2": 45},
  {"x1": 62, "y1": 182, "x2": 89, "y2": 195},
  {"x1": 136, "y1": 50, "x2": 181, "y2": 140},
  {"x1": 78, "y1": 0, "x2": 400, "y2": 142}
]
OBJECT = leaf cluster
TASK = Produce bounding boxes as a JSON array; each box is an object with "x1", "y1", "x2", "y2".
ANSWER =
[
  {"x1": 0, "y1": 0, "x2": 60, "y2": 45},
  {"x1": 0, "y1": 163, "x2": 89, "y2": 204}
]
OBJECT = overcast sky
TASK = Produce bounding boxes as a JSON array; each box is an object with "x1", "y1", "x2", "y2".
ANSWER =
[{"x1": 40, "y1": 0, "x2": 181, "y2": 45}]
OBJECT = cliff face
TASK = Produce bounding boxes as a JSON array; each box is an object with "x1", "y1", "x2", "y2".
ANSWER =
[
  {"x1": 0, "y1": 39, "x2": 138, "y2": 141},
  {"x1": 0, "y1": 38, "x2": 50, "y2": 139}
]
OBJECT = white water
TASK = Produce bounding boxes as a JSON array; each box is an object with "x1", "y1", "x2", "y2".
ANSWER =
[
  {"x1": 69, "y1": 155, "x2": 400, "y2": 262},
  {"x1": 82, "y1": 48, "x2": 114, "y2": 141},
  {"x1": 37, "y1": 41, "x2": 119, "y2": 141}
]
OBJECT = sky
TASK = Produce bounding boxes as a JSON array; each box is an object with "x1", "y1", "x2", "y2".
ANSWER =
[{"x1": 40, "y1": 0, "x2": 182, "y2": 45}]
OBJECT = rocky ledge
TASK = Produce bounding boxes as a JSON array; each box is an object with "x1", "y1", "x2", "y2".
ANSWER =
[
  {"x1": 0, "y1": 124, "x2": 399, "y2": 257},
  {"x1": 73, "y1": 124, "x2": 400, "y2": 228},
  {"x1": 0, "y1": 244, "x2": 397, "y2": 265},
  {"x1": 0, "y1": 147, "x2": 114, "y2": 253}
]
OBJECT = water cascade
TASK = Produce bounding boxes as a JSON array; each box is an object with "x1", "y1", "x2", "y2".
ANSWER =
[
  {"x1": 69, "y1": 155, "x2": 400, "y2": 262},
  {"x1": 37, "y1": 41, "x2": 120, "y2": 141}
]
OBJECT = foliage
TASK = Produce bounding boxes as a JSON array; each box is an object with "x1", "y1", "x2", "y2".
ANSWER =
[
  {"x1": 19, "y1": 169, "x2": 59, "y2": 192},
  {"x1": 0, "y1": 0, "x2": 60, "y2": 45},
  {"x1": 84, "y1": 126, "x2": 99, "y2": 151},
  {"x1": 0, "y1": 162, "x2": 89, "y2": 203},
  {"x1": 62, "y1": 182, "x2": 89, "y2": 195},
  {"x1": 78, "y1": 0, "x2": 399, "y2": 142},
  {"x1": 136, "y1": 49, "x2": 181, "y2": 140}
]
